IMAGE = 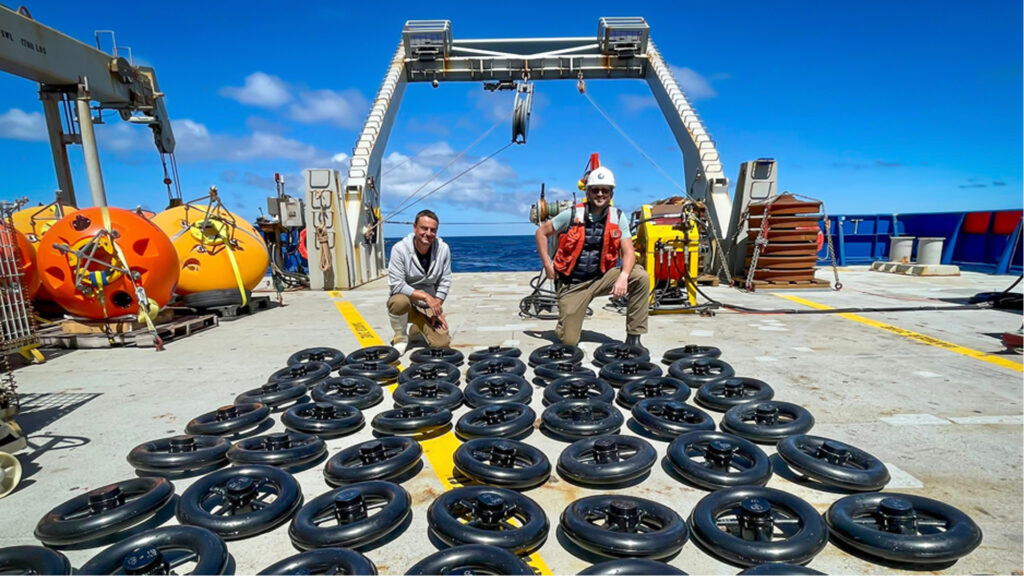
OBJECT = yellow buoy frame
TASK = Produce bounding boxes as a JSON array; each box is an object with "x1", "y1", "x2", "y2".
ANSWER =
[{"x1": 151, "y1": 201, "x2": 269, "y2": 298}]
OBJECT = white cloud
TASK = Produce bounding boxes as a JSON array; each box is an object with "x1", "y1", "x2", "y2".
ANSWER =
[
  {"x1": 220, "y1": 72, "x2": 292, "y2": 108},
  {"x1": 669, "y1": 66, "x2": 718, "y2": 100},
  {"x1": 0, "y1": 108, "x2": 46, "y2": 141},
  {"x1": 289, "y1": 89, "x2": 368, "y2": 129},
  {"x1": 377, "y1": 142, "x2": 535, "y2": 218},
  {"x1": 331, "y1": 152, "x2": 349, "y2": 164},
  {"x1": 95, "y1": 118, "x2": 319, "y2": 163},
  {"x1": 620, "y1": 94, "x2": 657, "y2": 113}
]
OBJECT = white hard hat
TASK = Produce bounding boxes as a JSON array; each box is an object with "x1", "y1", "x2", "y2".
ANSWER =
[{"x1": 586, "y1": 166, "x2": 616, "y2": 189}]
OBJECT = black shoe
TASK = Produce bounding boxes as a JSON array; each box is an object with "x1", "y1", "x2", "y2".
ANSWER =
[{"x1": 625, "y1": 334, "x2": 648, "y2": 354}]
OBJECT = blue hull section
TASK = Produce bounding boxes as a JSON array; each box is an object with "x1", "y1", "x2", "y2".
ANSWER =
[{"x1": 820, "y1": 209, "x2": 1023, "y2": 275}]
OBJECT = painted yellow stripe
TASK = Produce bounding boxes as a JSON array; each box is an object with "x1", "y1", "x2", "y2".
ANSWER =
[
  {"x1": 327, "y1": 290, "x2": 344, "y2": 299},
  {"x1": 333, "y1": 299, "x2": 552, "y2": 574},
  {"x1": 776, "y1": 294, "x2": 1023, "y2": 372}
]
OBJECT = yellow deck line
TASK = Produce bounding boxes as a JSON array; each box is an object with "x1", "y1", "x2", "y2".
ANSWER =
[
  {"x1": 775, "y1": 294, "x2": 1023, "y2": 372},
  {"x1": 333, "y1": 298, "x2": 553, "y2": 574}
]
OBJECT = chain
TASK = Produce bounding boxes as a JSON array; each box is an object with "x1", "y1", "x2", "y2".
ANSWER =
[
  {"x1": 745, "y1": 202, "x2": 772, "y2": 291},
  {"x1": 822, "y1": 209, "x2": 843, "y2": 290},
  {"x1": 784, "y1": 192, "x2": 843, "y2": 291}
]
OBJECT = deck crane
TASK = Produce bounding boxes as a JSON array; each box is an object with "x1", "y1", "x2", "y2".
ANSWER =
[
  {"x1": 0, "y1": 5, "x2": 175, "y2": 208},
  {"x1": 305, "y1": 17, "x2": 759, "y2": 290}
]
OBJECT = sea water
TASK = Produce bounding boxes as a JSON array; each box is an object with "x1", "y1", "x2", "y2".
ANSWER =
[{"x1": 385, "y1": 235, "x2": 539, "y2": 273}]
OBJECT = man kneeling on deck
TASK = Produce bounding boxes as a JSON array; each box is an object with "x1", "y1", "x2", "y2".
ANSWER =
[
  {"x1": 387, "y1": 210, "x2": 452, "y2": 353},
  {"x1": 535, "y1": 166, "x2": 650, "y2": 350}
]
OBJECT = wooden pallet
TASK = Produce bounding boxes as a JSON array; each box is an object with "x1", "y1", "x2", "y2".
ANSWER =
[
  {"x1": 733, "y1": 277, "x2": 832, "y2": 291},
  {"x1": 695, "y1": 273, "x2": 720, "y2": 287},
  {"x1": 37, "y1": 314, "x2": 218, "y2": 349}
]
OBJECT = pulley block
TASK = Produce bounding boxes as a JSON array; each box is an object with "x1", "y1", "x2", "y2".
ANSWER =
[
  {"x1": 616, "y1": 377, "x2": 690, "y2": 409},
  {"x1": 468, "y1": 346, "x2": 522, "y2": 363},
  {"x1": 324, "y1": 437, "x2": 423, "y2": 486},
  {"x1": 541, "y1": 400, "x2": 624, "y2": 440},
  {"x1": 287, "y1": 347, "x2": 346, "y2": 369},
  {"x1": 630, "y1": 399, "x2": 715, "y2": 440},
  {"x1": 176, "y1": 465, "x2": 303, "y2": 540},
  {"x1": 410, "y1": 347, "x2": 465, "y2": 367},
  {"x1": 393, "y1": 381, "x2": 464, "y2": 411},
  {"x1": 721, "y1": 401, "x2": 815, "y2": 444},
  {"x1": 427, "y1": 486, "x2": 549, "y2": 555},
  {"x1": 35, "y1": 477, "x2": 175, "y2": 548},
  {"x1": 345, "y1": 346, "x2": 400, "y2": 367},
  {"x1": 398, "y1": 361, "x2": 461, "y2": 386},
  {"x1": 688, "y1": 486, "x2": 828, "y2": 567},
  {"x1": 662, "y1": 345, "x2": 722, "y2": 365},
  {"x1": 464, "y1": 374, "x2": 533, "y2": 407},
  {"x1": 235, "y1": 380, "x2": 308, "y2": 412},
  {"x1": 664, "y1": 431, "x2": 772, "y2": 490},
  {"x1": 312, "y1": 376, "x2": 383, "y2": 410},
  {"x1": 777, "y1": 434, "x2": 890, "y2": 491},
  {"x1": 127, "y1": 434, "x2": 230, "y2": 477},
  {"x1": 695, "y1": 377, "x2": 774, "y2": 412},
  {"x1": 599, "y1": 360, "x2": 663, "y2": 388},
  {"x1": 338, "y1": 362, "x2": 399, "y2": 386},
  {"x1": 289, "y1": 481, "x2": 411, "y2": 550},
  {"x1": 544, "y1": 375, "x2": 615, "y2": 406},
  {"x1": 226, "y1": 431, "x2": 326, "y2": 471},
  {"x1": 528, "y1": 344, "x2": 584, "y2": 367},
  {"x1": 561, "y1": 495, "x2": 689, "y2": 559},
  {"x1": 668, "y1": 358, "x2": 735, "y2": 388},
  {"x1": 557, "y1": 434, "x2": 657, "y2": 486},
  {"x1": 533, "y1": 361, "x2": 596, "y2": 387},
  {"x1": 370, "y1": 405, "x2": 452, "y2": 437},
  {"x1": 78, "y1": 526, "x2": 233, "y2": 575},
  {"x1": 466, "y1": 357, "x2": 528, "y2": 381},
  {"x1": 186, "y1": 403, "x2": 271, "y2": 438},
  {"x1": 824, "y1": 492, "x2": 982, "y2": 564},
  {"x1": 453, "y1": 438, "x2": 551, "y2": 490},
  {"x1": 282, "y1": 402, "x2": 364, "y2": 439},
  {"x1": 455, "y1": 403, "x2": 536, "y2": 441},
  {"x1": 592, "y1": 343, "x2": 650, "y2": 367},
  {"x1": 269, "y1": 361, "x2": 332, "y2": 390}
]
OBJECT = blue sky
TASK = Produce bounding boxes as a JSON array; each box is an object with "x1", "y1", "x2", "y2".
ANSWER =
[{"x1": 1, "y1": 1, "x2": 1020, "y2": 238}]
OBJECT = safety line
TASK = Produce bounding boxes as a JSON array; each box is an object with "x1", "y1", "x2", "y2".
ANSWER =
[
  {"x1": 775, "y1": 294, "x2": 1022, "y2": 373},
  {"x1": 332, "y1": 297, "x2": 553, "y2": 574}
]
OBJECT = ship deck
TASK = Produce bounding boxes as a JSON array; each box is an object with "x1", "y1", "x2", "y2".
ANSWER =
[{"x1": 3, "y1": 267, "x2": 1022, "y2": 574}]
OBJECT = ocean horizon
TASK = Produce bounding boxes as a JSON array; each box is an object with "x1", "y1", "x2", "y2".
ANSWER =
[{"x1": 385, "y1": 235, "x2": 539, "y2": 273}]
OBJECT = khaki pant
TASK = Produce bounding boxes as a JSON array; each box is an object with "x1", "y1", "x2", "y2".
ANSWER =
[
  {"x1": 387, "y1": 294, "x2": 451, "y2": 348},
  {"x1": 556, "y1": 266, "x2": 649, "y2": 346}
]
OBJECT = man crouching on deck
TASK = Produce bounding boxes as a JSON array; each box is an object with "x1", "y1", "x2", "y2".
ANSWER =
[
  {"x1": 387, "y1": 209, "x2": 452, "y2": 353},
  {"x1": 534, "y1": 166, "x2": 650, "y2": 350}
]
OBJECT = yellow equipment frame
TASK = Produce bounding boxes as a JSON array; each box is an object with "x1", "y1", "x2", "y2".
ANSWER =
[{"x1": 635, "y1": 204, "x2": 700, "y2": 313}]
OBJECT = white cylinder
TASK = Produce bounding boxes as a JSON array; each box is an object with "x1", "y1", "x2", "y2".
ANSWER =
[
  {"x1": 889, "y1": 236, "x2": 915, "y2": 263},
  {"x1": 916, "y1": 237, "x2": 945, "y2": 265}
]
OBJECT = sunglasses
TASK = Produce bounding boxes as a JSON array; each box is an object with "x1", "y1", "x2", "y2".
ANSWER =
[{"x1": 589, "y1": 187, "x2": 613, "y2": 196}]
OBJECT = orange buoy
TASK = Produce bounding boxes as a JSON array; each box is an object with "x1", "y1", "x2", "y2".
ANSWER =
[
  {"x1": 151, "y1": 203, "x2": 269, "y2": 296},
  {"x1": 0, "y1": 223, "x2": 41, "y2": 300},
  {"x1": 37, "y1": 207, "x2": 179, "y2": 319},
  {"x1": 12, "y1": 202, "x2": 78, "y2": 301}
]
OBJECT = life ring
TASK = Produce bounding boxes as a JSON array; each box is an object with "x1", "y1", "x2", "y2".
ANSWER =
[
  {"x1": 12, "y1": 202, "x2": 78, "y2": 301},
  {"x1": 151, "y1": 204, "x2": 269, "y2": 295},
  {"x1": 0, "y1": 223, "x2": 41, "y2": 300},
  {"x1": 37, "y1": 207, "x2": 179, "y2": 319},
  {"x1": 817, "y1": 230, "x2": 825, "y2": 254},
  {"x1": 298, "y1": 228, "x2": 308, "y2": 260}
]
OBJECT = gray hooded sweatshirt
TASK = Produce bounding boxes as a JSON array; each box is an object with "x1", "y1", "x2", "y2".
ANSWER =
[{"x1": 387, "y1": 233, "x2": 452, "y2": 301}]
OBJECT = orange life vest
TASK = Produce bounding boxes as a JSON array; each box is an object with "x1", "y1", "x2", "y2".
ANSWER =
[{"x1": 552, "y1": 204, "x2": 622, "y2": 278}]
